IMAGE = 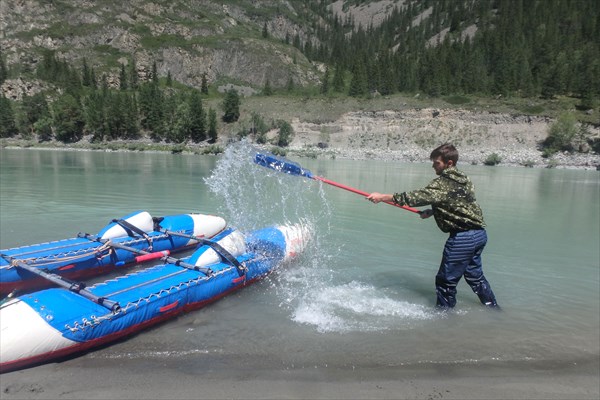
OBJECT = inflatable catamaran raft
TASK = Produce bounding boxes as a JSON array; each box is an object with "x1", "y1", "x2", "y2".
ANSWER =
[
  {"x1": 0, "y1": 211, "x2": 226, "y2": 297},
  {"x1": 0, "y1": 223, "x2": 310, "y2": 373}
]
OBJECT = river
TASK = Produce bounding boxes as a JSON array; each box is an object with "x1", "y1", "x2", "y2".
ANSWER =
[{"x1": 0, "y1": 145, "x2": 598, "y2": 392}]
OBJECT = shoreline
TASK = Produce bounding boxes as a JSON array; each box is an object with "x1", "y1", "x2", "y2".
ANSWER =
[
  {"x1": 1, "y1": 354, "x2": 598, "y2": 399},
  {"x1": 3, "y1": 139, "x2": 599, "y2": 171},
  {"x1": 3, "y1": 104, "x2": 600, "y2": 170}
]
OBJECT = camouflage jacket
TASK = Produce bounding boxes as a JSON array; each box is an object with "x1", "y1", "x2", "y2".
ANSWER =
[{"x1": 392, "y1": 167, "x2": 486, "y2": 233}]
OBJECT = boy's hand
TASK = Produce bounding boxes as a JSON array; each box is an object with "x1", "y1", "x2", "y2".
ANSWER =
[
  {"x1": 366, "y1": 192, "x2": 391, "y2": 204},
  {"x1": 420, "y1": 209, "x2": 433, "y2": 219}
]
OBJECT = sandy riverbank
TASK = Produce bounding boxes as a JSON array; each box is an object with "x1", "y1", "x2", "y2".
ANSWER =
[{"x1": 1, "y1": 354, "x2": 598, "y2": 399}]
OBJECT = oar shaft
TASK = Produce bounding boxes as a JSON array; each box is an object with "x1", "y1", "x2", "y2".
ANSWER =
[
  {"x1": 253, "y1": 152, "x2": 421, "y2": 215},
  {"x1": 314, "y1": 176, "x2": 421, "y2": 214}
]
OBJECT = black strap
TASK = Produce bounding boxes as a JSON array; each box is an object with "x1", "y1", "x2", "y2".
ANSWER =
[
  {"x1": 112, "y1": 219, "x2": 153, "y2": 249},
  {"x1": 154, "y1": 227, "x2": 247, "y2": 277},
  {"x1": 195, "y1": 238, "x2": 246, "y2": 277}
]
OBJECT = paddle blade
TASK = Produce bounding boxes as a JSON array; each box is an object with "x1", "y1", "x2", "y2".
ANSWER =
[{"x1": 254, "y1": 153, "x2": 314, "y2": 179}]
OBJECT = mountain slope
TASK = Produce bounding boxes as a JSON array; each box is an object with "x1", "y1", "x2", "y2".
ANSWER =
[{"x1": 0, "y1": 0, "x2": 322, "y2": 91}]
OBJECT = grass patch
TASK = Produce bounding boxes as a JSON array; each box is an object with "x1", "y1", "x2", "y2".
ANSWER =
[
  {"x1": 519, "y1": 104, "x2": 545, "y2": 114},
  {"x1": 443, "y1": 95, "x2": 471, "y2": 105}
]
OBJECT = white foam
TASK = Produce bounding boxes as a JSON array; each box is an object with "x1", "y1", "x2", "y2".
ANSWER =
[{"x1": 291, "y1": 281, "x2": 434, "y2": 333}]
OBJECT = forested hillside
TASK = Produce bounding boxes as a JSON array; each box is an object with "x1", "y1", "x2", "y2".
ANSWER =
[{"x1": 0, "y1": 0, "x2": 598, "y2": 148}]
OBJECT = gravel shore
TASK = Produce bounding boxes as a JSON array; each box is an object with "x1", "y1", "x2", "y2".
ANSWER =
[
  {"x1": 282, "y1": 107, "x2": 600, "y2": 170},
  {"x1": 289, "y1": 144, "x2": 600, "y2": 170}
]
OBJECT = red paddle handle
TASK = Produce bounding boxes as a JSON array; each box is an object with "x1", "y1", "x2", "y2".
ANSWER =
[{"x1": 314, "y1": 176, "x2": 421, "y2": 214}]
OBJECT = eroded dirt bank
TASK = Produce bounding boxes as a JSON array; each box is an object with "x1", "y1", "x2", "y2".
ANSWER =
[{"x1": 285, "y1": 108, "x2": 599, "y2": 169}]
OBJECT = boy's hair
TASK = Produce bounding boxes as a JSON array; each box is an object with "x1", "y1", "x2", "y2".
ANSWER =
[{"x1": 430, "y1": 143, "x2": 459, "y2": 164}]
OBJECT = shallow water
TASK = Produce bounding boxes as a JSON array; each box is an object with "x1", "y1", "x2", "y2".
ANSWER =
[{"x1": 1, "y1": 145, "x2": 598, "y2": 370}]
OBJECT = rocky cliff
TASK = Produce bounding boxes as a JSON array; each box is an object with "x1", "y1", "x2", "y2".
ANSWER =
[{"x1": 0, "y1": 0, "x2": 320, "y2": 94}]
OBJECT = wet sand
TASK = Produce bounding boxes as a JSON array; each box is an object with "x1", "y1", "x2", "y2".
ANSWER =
[{"x1": 1, "y1": 355, "x2": 598, "y2": 399}]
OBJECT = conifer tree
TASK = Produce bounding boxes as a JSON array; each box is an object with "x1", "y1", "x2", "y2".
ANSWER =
[
  {"x1": 201, "y1": 73, "x2": 209, "y2": 94},
  {"x1": 52, "y1": 93, "x2": 84, "y2": 143},
  {"x1": 151, "y1": 61, "x2": 159, "y2": 84},
  {"x1": 0, "y1": 49, "x2": 8, "y2": 85},
  {"x1": 122, "y1": 93, "x2": 139, "y2": 139},
  {"x1": 276, "y1": 120, "x2": 293, "y2": 147},
  {"x1": 189, "y1": 89, "x2": 207, "y2": 142},
  {"x1": 119, "y1": 63, "x2": 128, "y2": 90},
  {"x1": 21, "y1": 93, "x2": 50, "y2": 135},
  {"x1": 170, "y1": 101, "x2": 191, "y2": 143},
  {"x1": 81, "y1": 58, "x2": 92, "y2": 87},
  {"x1": 139, "y1": 81, "x2": 163, "y2": 136},
  {"x1": 320, "y1": 66, "x2": 330, "y2": 94},
  {"x1": 90, "y1": 67, "x2": 97, "y2": 89},
  {"x1": 332, "y1": 62, "x2": 345, "y2": 92},
  {"x1": 348, "y1": 59, "x2": 368, "y2": 97},
  {"x1": 263, "y1": 78, "x2": 273, "y2": 96},
  {"x1": 222, "y1": 89, "x2": 240, "y2": 122},
  {"x1": 34, "y1": 117, "x2": 53, "y2": 142},
  {"x1": 208, "y1": 108, "x2": 218, "y2": 143},
  {"x1": 286, "y1": 76, "x2": 295, "y2": 92},
  {"x1": 82, "y1": 91, "x2": 105, "y2": 141},
  {"x1": 0, "y1": 94, "x2": 17, "y2": 138},
  {"x1": 129, "y1": 58, "x2": 139, "y2": 90}
]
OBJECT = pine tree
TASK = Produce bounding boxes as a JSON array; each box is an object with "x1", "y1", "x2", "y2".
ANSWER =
[
  {"x1": 139, "y1": 81, "x2": 163, "y2": 135},
  {"x1": 332, "y1": 62, "x2": 345, "y2": 92},
  {"x1": 286, "y1": 75, "x2": 295, "y2": 92},
  {"x1": 208, "y1": 108, "x2": 218, "y2": 143},
  {"x1": 52, "y1": 94, "x2": 84, "y2": 143},
  {"x1": 90, "y1": 67, "x2": 97, "y2": 89},
  {"x1": 262, "y1": 22, "x2": 268, "y2": 39},
  {"x1": 263, "y1": 78, "x2": 273, "y2": 96},
  {"x1": 119, "y1": 63, "x2": 128, "y2": 90},
  {"x1": 151, "y1": 61, "x2": 159, "y2": 84},
  {"x1": 170, "y1": 101, "x2": 191, "y2": 143},
  {"x1": 0, "y1": 48, "x2": 7, "y2": 85},
  {"x1": 276, "y1": 120, "x2": 293, "y2": 147},
  {"x1": 122, "y1": 93, "x2": 139, "y2": 139},
  {"x1": 21, "y1": 93, "x2": 50, "y2": 135},
  {"x1": 81, "y1": 58, "x2": 92, "y2": 87},
  {"x1": 0, "y1": 94, "x2": 17, "y2": 138},
  {"x1": 222, "y1": 89, "x2": 240, "y2": 122},
  {"x1": 348, "y1": 59, "x2": 368, "y2": 97},
  {"x1": 129, "y1": 58, "x2": 139, "y2": 90},
  {"x1": 105, "y1": 92, "x2": 125, "y2": 139},
  {"x1": 166, "y1": 70, "x2": 172, "y2": 87},
  {"x1": 82, "y1": 91, "x2": 105, "y2": 141},
  {"x1": 34, "y1": 117, "x2": 53, "y2": 142},
  {"x1": 189, "y1": 89, "x2": 207, "y2": 142},
  {"x1": 320, "y1": 66, "x2": 330, "y2": 94},
  {"x1": 201, "y1": 73, "x2": 209, "y2": 94}
]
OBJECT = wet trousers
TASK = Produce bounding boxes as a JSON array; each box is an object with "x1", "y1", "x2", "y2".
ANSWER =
[{"x1": 435, "y1": 229, "x2": 498, "y2": 308}]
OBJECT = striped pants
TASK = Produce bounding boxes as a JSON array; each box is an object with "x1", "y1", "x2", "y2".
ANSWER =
[{"x1": 435, "y1": 229, "x2": 498, "y2": 308}]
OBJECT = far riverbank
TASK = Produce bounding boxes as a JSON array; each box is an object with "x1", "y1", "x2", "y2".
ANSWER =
[{"x1": 2, "y1": 103, "x2": 599, "y2": 170}]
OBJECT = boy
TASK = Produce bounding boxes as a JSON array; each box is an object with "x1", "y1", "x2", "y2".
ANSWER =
[{"x1": 367, "y1": 143, "x2": 498, "y2": 309}]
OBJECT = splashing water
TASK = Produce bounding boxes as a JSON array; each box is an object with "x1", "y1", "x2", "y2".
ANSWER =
[
  {"x1": 292, "y1": 281, "x2": 434, "y2": 333},
  {"x1": 205, "y1": 141, "x2": 331, "y2": 231},
  {"x1": 205, "y1": 141, "x2": 435, "y2": 333}
]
